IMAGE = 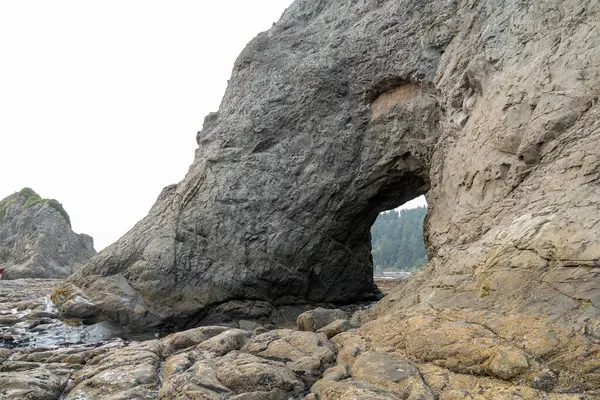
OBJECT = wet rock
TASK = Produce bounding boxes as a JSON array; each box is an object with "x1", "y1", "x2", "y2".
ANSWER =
[
  {"x1": 80, "y1": 320, "x2": 125, "y2": 342},
  {"x1": 297, "y1": 308, "x2": 349, "y2": 332},
  {"x1": 0, "y1": 315, "x2": 21, "y2": 326},
  {"x1": 10, "y1": 341, "x2": 124, "y2": 365},
  {"x1": 64, "y1": 342, "x2": 161, "y2": 400},
  {"x1": 0, "y1": 361, "x2": 79, "y2": 400},
  {"x1": 51, "y1": 282, "x2": 98, "y2": 319}
]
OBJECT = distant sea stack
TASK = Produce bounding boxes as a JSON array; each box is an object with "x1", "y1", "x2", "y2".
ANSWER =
[{"x1": 0, "y1": 188, "x2": 95, "y2": 279}]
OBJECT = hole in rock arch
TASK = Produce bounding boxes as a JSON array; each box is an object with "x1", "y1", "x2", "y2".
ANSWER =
[{"x1": 371, "y1": 195, "x2": 428, "y2": 290}]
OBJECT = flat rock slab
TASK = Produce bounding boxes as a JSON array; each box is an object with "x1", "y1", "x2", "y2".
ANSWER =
[{"x1": 352, "y1": 352, "x2": 419, "y2": 382}]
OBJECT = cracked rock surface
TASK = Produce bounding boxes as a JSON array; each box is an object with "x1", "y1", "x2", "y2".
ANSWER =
[
  {"x1": 1, "y1": 281, "x2": 599, "y2": 398},
  {"x1": 0, "y1": 189, "x2": 95, "y2": 279},
  {"x1": 43, "y1": 0, "x2": 600, "y2": 396}
]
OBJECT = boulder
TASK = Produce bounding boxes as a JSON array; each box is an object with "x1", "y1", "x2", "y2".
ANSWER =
[
  {"x1": 196, "y1": 328, "x2": 251, "y2": 356},
  {"x1": 63, "y1": 342, "x2": 162, "y2": 400},
  {"x1": 159, "y1": 351, "x2": 304, "y2": 400},
  {"x1": 316, "y1": 319, "x2": 352, "y2": 339},
  {"x1": 243, "y1": 329, "x2": 335, "y2": 385},
  {"x1": 161, "y1": 325, "x2": 230, "y2": 356},
  {"x1": 297, "y1": 308, "x2": 349, "y2": 332},
  {"x1": 215, "y1": 351, "x2": 304, "y2": 398}
]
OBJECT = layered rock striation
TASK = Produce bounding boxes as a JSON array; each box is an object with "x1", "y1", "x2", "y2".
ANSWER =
[{"x1": 0, "y1": 188, "x2": 95, "y2": 279}]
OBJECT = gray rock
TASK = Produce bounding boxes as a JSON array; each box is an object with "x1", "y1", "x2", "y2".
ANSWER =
[
  {"x1": 531, "y1": 369, "x2": 558, "y2": 391},
  {"x1": 297, "y1": 308, "x2": 349, "y2": 332},
  {"x1": 56, "y1": 0, "x2": 600, "y2": 354},
  {"x1": 63, "y1": 342, "x2": 162, "y2": 400},
  {"x1": 488, "y1": 347, "x2": 529, "y2": 380},
  {"x1": 238, "y1": 319, "x2": 263, "y2": 332},
  {"x1": 321, "y1": 364, "x2": 350, "y2": 382},
  {"x1": 80, "y1": 321, "x2": 125, "y2": 342},
  {"x1": 0, "y1": 188, "x2": 95, "y2": 279},
  {"x1": 349, "y1": 308, "x2": 374, "y2": 328},
  {"x1": 352, "y1": 352, "x2": 419, "y2": 383}
]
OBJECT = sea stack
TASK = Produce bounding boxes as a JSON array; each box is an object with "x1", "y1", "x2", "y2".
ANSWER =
[{"x1": 0, "y1": 188, "x2": 96, "y2": 279}]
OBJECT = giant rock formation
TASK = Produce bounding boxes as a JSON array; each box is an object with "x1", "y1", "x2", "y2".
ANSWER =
[
  {"x1": 54, "y1": 0, "x2": 600, "y2": 392},
  {"x1": 0, "y1": 188, "x2": 95, "y2": 279}
]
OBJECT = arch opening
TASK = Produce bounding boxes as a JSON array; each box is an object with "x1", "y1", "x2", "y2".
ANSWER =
[{"x1": 371, "y1": 195, "x2": 428, "y2": 285}]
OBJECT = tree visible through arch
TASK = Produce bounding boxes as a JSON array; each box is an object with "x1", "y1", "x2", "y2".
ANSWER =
[{"x1": 371, "y1": 204, "x2": 428, "y2": 275}]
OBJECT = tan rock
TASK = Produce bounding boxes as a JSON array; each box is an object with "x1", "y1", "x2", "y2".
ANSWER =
[
  {"x1": 196, "y1": 328, "x2": 251, "y2": 356},
  {"x1": 330, "y1": 331, "x2": 372, "y2": 366},
  {"x1": 243, "y1": 329, "x2": 335, "y2": 384},
  {"x1": 311, "y1": 378, "x2": 403, "y2": 400},
  {"x1": 158, "y1": 355, "x2": 229, "y2": 400},
  {"x1": 0, "y1": 362, "x2": 78, "y2": 400},
  {"x1": 317, "y1": 319, "x2": 352, "y2": 339},
  {"x1": 351, "y1": 352, "x2": 433, "y2": 399},
  {"x1": 349, "y1": 308, "x2": 375, "y2": 328},
  {"x1": 214, "y1": 351, "x2": 304, "y2": 398},
  {"x1": 64, "y1": 343, "x2": 161, "y2": 400},
  {"x1": 321, "y1": 364, "x2": 350, "y2": 382},
  {"x1": 162, "y1": 325, "x2": 230, "y2": 356},
  {"x1": 488, "y1": 347, "x2": 529, "y2": 380},
  {"x1": 297, "y1": 308, "x2": 349, "y2": 332}
]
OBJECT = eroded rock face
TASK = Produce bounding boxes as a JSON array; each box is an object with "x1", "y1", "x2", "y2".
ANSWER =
[
  {"x1": 58, "y1": 0, "x2": 599, "y2": 369},
  {"x1": 56, "y1": 0, "x2": 440, "y2": 329},
  {"x1": 0, "y1": 188, "x2": 95, "y2": 279}
]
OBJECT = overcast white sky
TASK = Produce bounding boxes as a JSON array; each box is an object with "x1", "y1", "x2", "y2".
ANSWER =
[{"x1": 0, "y1": 1, "x2": 426, "y2": 251}]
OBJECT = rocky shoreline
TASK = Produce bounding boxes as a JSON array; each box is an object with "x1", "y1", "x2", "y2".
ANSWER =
[
  {"x1": 0, "y1": 279, "x2": 375, "y2": 399},
  {"x1": 1, "y1": 278, "x2": 594, "y2": 399}
]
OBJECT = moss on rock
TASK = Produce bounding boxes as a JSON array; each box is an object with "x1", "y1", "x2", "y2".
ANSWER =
[{"x1": 0, "y1": 188, "x2": 71, "y2": 226}]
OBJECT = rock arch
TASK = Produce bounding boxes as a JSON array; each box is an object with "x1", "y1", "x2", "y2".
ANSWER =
[
  {"x1": 56, "y1": 0, "x2": 600, "y2": 341},
  {"x1": 56, "y1": 0, "x2": 443, "y2": 329}
]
